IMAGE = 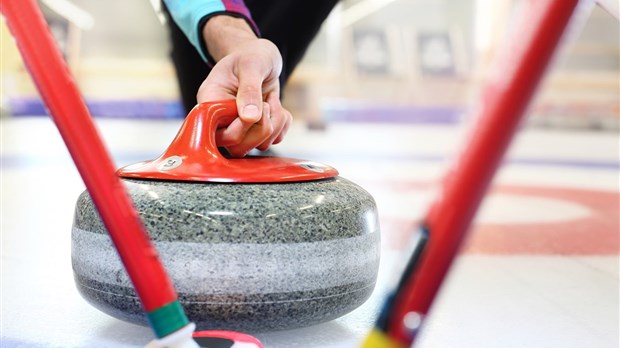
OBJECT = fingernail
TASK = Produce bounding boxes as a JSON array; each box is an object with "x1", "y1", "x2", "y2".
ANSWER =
[{"x1": 242, "y1": 104, "x2": 260, "y2": 121}]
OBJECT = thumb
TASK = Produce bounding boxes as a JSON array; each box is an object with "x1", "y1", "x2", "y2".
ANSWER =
[{"x1": 236, "y1": 68, "x2": 264, "y2": 123}]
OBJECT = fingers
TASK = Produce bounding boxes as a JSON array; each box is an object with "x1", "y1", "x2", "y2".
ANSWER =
[
  {"x1": 215, "y1": 99, "x2": 293, "y2": 157},
  {"x1": 235, "y1": 58, "x2": 265, "y2": 124},
  {"x1": 193, "y1": 38, "x2": 292, "y2": 157},
  {"x1": 271, "y1": 110, "x2": 292, "y2": 146},
  {"x1": 217, "y1": 103, "x2": 273, "y2": 157},
  {"x1": 257, "y1": 93, "x2": 292, "y2": 151},
  {"x1": 214, "y1": 117, "x2": 254, "y2": 147}
]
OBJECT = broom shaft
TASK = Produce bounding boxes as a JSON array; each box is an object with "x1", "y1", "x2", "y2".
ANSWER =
[
  {"x1": 376, "y1": 0, "x2": 579, "y2": 345},
  {"x1": 1, "y1": 0, "x2": 187, "y2": 337}
]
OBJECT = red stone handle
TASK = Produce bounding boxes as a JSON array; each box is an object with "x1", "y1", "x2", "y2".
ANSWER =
[{"x1": 118, "y1": 100, "x2": 339, "y2": 183}]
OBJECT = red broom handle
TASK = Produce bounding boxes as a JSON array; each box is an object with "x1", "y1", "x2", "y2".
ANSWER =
[
  {"x1": 1, "y1": 0, "x2": 177, "y2": 312},
  {"x1": 387, "y1": 0, "x2": 579, "y2": 345}
]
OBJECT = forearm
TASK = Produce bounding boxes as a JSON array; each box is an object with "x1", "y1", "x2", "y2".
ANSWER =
[
  {"x1": 162, "y1": 0, "x2": 259, "y2": 62},
  {"x1": 202, "y1": 15, "x2": 257, "y2": 62}
]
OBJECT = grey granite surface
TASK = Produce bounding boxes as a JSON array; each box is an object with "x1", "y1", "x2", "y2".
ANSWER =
[{"x1": 72, "y1": 177, "x2": 380, "y2": 332}]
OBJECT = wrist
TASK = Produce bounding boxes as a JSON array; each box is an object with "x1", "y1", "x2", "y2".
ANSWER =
[{"x1": 202, "y1": 15, "x2": 258, "y2": 62}]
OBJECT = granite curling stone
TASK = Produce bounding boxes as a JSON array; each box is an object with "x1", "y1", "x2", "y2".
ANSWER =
[{"x1": 71, "y1": 100, "x2": 381, "y2": 332}]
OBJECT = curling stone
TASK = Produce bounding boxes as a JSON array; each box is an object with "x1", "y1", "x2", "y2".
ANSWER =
[{"x1": 71, "y1": 100, "x2": 380, "y2": 332}]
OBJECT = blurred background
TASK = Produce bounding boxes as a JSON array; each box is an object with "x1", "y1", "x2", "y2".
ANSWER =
[
  {"x1": 1, "y1": 2, "x2": 619, "y2": 347},
  {"x1": 1, "y1": 0, "x2": 618, "y2": 130}
]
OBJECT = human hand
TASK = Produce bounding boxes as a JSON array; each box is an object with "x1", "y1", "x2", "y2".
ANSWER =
[{"x1": 197, "y1": 16, "x2": 292, "y2": 157}]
